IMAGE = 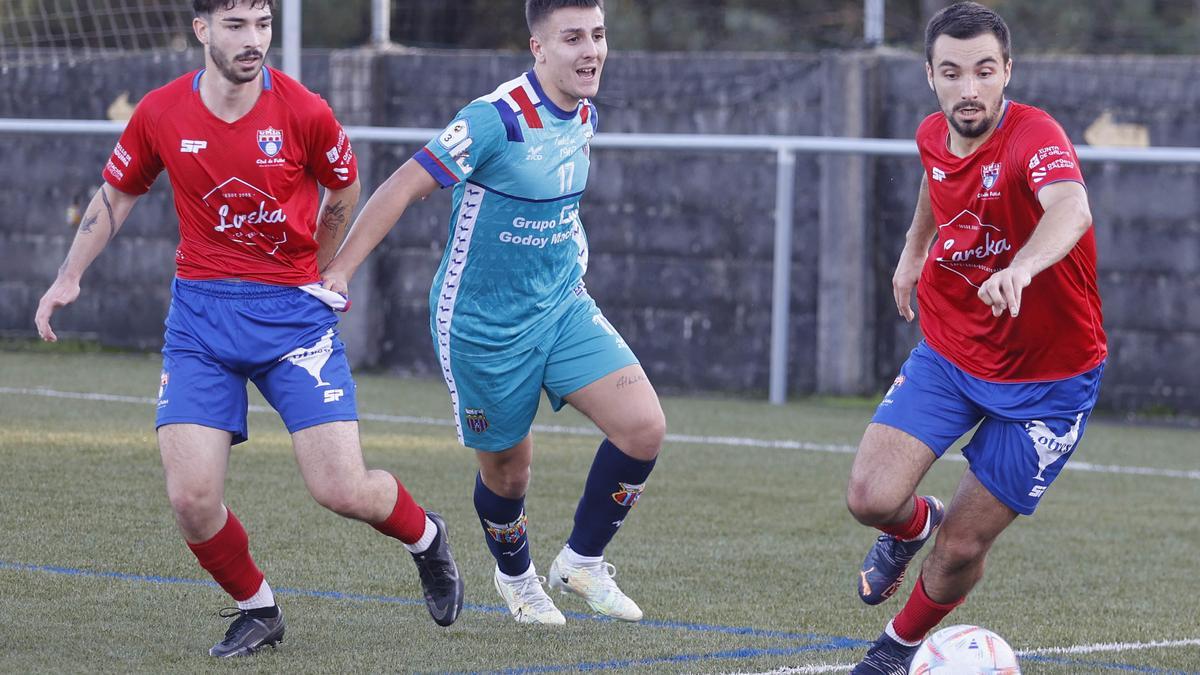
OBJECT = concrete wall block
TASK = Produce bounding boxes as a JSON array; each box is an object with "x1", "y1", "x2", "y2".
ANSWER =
[{"x1": 6, "y1": 50, "x2": 1200, "y2": 411}]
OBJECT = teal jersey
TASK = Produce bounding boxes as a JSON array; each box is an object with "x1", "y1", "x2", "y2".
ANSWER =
[{"x1": 415, "y1": 69, "x2": 597, "y2": 357}]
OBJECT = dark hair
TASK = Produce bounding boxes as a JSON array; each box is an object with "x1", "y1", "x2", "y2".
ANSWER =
[
  {"x1": 925, "y1": 1, "x2": 1011, "y2": 64},
  {"x1": 193, "y1": 0, "x2": 275, "y2": 17},
  {"x1": 525, "y1": 0, "x2": 604, "y2": 33}
]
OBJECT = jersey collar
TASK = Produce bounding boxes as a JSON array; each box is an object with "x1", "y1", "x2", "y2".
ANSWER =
[
  {"x1": 526, "y1": 69, "x2": 579, "y2": 121},
  {"x1": 191, "y1": 66, "x2": 273, "y2": 91}
]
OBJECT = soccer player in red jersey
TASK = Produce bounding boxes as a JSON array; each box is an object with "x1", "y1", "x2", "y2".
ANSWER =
[
  {"x1": 33, "y1": 0, "x2": 463, "y2": 656},
  {"x1": 846, "y1": 3, "x2": 1106, "y2": 672}
]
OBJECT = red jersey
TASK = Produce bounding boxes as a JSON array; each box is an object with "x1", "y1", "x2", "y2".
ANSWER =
[
  {"x1": 915, "y1": 101, "x2": 1107, "y2": 382},
  {"x1": 102, "y1": 67, "x2": 357, "y2": 285}
]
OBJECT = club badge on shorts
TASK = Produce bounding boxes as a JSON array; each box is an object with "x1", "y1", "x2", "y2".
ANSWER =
[{"x1": 465, "y1": 407, "x2": 489, "y2": 433}]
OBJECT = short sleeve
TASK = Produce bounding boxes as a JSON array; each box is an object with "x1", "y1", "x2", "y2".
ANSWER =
[
  {"x1": 308, "y1": 100, "x2": 358, "y2": 188},
  {"x1": 413, "y1": 100, "x2": 507, "y2": 188},
  {"x1": 103, "y1": 103, "x2": 163, "y2": 195},
  {"x1": 1014, "y1": 115, "x2": 1085, "y2": 194}
]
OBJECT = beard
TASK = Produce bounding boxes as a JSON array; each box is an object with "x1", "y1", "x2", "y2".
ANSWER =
[
  {"x1": 946, "y1": 101, "x2": 1000, "y2": 138},
  {"x1": 209, "y1": 45, "x2": 263, "y2": 85}
]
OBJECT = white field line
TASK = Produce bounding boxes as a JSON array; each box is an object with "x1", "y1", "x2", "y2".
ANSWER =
[
  {"x1": 732, "y1": 638, "x2": 1200, "y2": 674},
  {"x1": 4, "y1": 386, "x2": 1199, "y2": 482}
]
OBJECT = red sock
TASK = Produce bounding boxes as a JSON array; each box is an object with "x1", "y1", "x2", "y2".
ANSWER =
[
  {"x1": 370, "y1": 475, "x2": 427, "y2": 544},
  {"x1": 879, "y1": 494, "x2": 928, "y2": 541},
  {"x1": 890, "y1": 576, "x2": 965, "y2": 643},
  {"x1": 186, "y1": 509, "x2": 264, "y2": 602}
]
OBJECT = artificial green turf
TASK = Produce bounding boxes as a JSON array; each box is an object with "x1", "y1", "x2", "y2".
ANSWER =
[{"x1": 1, "y1": 350, "x2": 1197, "y2": 673}]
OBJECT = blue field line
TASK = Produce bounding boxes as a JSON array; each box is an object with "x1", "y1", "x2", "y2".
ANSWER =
[
  {"x1": 0, "y1": 559, "x2": 851, "y2": 642},
  {"x1": 4, "y1": 560, "x2": 1192, "y2": 674}
]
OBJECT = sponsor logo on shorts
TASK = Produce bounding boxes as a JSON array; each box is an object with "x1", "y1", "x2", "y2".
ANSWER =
[
  {"x1": 280, "y1": 328, "x2": 335, "y2": 387},
  {"x1": 484, "y1": 513, "x2": 527, "y2": 544},
  {"x1": 323, "y1": 388, "x2": 344, "y2": 403},
  {"x1": 611, "y1": 481, "x2": 646, "y2": 508},
  {"x1": 1025, "y1": 412, "x2": 1085, "y2": 481},
  {"x1": 465, "y1": 407, "x2": 489, "y2": 433}
]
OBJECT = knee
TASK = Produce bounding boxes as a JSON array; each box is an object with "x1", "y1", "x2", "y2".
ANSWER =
[
  {"x1": 168, "y1": 488, "x2": 224, "y2": 537},
  {"x1": 482, "y1": 465, "x2": 531, "y2": 499},
  {"x1": 309, "y1": 481, "x2": 368, "y2": 519},
  {"x1": 613, "y1": 410, "x2": 666, "y2": 461},
  {"x1": 845, "y1": 479, "x2": 906, "y2": 527},
  {"x1": 927, "y1": 533, "x2": 990, "y2": 576}
]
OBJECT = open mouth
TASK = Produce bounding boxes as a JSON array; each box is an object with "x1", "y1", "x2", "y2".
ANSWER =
[
  {"x1": 576, "y1": 66, "x2": 597, "y2": 80},
  {"x1": 236, "y1": 54, "x2": 261, "y2": 67}
]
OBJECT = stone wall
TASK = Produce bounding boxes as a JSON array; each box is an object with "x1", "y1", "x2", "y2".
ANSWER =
[{"x1": 2, "y1": 49, "x2": 1198, "y2": 414}]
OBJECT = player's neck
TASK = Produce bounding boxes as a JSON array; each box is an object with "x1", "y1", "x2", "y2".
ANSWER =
[
  {"x1": 532, "y1": 65, "x2": 582, "y2": 114},
  {"x1": 946, "y1": 127, "x2": 995, "y2": 158},
  {"x1": 197, "y1": 67, "x2": 264, "y2": 124}
]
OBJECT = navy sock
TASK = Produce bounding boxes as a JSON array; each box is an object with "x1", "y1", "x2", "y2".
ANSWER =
[
  {"x1": 567, "y1": 439, "x2": 657, "y2": 557},
  {"x1": 473, "y1": 472, "x2": 531, "y2": 576}
]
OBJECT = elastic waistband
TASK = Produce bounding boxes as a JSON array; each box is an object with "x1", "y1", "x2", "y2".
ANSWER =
[{"x1": 173, "y1": 277, "x2": 298, "y2": 300}]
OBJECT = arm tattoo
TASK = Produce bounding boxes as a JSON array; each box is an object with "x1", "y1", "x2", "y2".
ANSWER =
[
  {"x1": 99, "y1": 185, "x2": 117, "y2": 241},
  {"x1": 320, "y1": 200, "x2": 348, "y2": 234},
  {"x1": 616, "y1": 374, "x2": 646, "y2": 389},
  {"x1": 79, "y1": 212, "x2": 99, "y2": 234}
]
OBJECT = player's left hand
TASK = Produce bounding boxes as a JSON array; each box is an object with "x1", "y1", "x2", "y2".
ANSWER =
[{"x1": 977, "y1": 267, "x2": 1032, "y2": 318}]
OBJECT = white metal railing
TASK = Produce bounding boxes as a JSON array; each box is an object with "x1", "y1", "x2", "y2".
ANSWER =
[{"x1": 5, "y1": 117, "x2": 1200, "y2": 403}]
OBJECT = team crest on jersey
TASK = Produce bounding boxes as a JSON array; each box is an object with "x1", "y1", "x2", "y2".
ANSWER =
[
  {"x1": 465, "y1": 407, "x2": 489, "y2": 433},
  {"x1": 611, "y1": 481, "x2": 646, "y2": 508},
  {"x1": 257, "y1": 127, "x2": 283, "y2": 157},
  {"x1": 981, "y1": 162, "x2": 1002, "y2": 190},
  {"x1": 484, "y1": 513, "x2": 527, "y2": 544}
]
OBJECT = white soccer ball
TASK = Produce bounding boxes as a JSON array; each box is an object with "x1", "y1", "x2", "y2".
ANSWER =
[{"x1": 908, "y1": 625, "x2": 1021, "y2": 674}]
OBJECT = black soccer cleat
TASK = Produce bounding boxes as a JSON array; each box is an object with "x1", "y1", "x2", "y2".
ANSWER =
[
  {"x1": 410, "y1": 511, "x2": 465, "y2": 627},
  {"x1": 209, "y1": 606, "x2": 285, "y2": 658},
  {"x1": 851, "y1": 631, "x2": 921, "y2": 675}
]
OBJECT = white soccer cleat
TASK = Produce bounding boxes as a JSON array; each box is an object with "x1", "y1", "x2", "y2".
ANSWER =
[
  {"x1": 493, "y1": 567, "x2": 566, "y2": 625},
  {"x1": 548, "y1": 551, "x2": 643, "y2": 621}
]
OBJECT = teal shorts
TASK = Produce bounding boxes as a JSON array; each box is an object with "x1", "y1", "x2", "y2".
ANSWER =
[{"x1": 434, "y1": 294, "x2": 639, "y2": 451}]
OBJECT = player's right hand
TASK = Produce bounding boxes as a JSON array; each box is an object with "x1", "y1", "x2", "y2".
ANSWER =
[
  {"x1": 34, "y1": 278, "x2": 81, "y2": 342},
  {"x1": 320, "y1": 270, "x2": 350, "y2": 298},
  {"x1": 892, "y1": 250, "x2": 924, "y2": 322}
]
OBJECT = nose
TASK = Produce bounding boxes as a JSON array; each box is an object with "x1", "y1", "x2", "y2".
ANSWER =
[
  {"x1": 249, "y1": 25, "x2": 269, "y2": 51},
  {"x1": 580, "y1": 37, "x2": 599, "y2": 60},
  {"x1": 961, "y1": 76, "x2": 981, "y2": 99}
]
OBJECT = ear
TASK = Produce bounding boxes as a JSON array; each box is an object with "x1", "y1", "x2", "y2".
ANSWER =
[
  {"x1": 193, "y1": 16, "x2": 209, "y2": 46},
  {"x1": 1003, "y1": 59, "x2": 1012, "y2": 87},
  {"x1": 925, "y1": 62, "x2": 935, "y2": 91},
  {"x1": 529, "y1": 34, "x2": 546, "y2": 64}
]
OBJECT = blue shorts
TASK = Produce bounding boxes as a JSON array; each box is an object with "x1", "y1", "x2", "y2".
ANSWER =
[
  {"x1": 156, "y1": 278, "x2": 358, "y2": 444},
  {"x1": 435, "y1": 293, "x2": 639, "y2": 452},
  {"x1": 872, "y1": 341, "x2": 1104, "y2": 515}
]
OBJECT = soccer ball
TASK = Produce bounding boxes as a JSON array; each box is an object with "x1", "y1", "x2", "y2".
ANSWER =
[{"x1": 908, "y1": 625, "x2": 1021, "y2": 674}]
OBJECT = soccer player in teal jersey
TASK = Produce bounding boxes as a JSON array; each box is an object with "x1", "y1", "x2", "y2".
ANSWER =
[{"x1": 323, "y1": 0, "x2": 665, "y2": 625}]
